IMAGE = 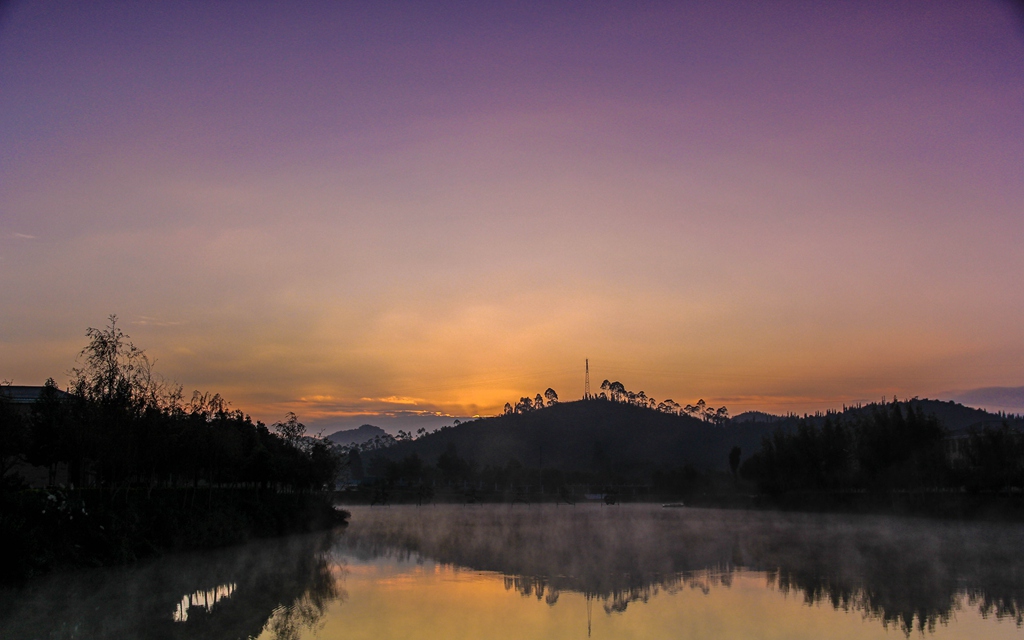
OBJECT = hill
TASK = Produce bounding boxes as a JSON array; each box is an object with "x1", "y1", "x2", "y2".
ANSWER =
[
  {"x1": 749, "y1": 399, "x2": 1022, "y2": 435},
  {"x1": 731, "y1": 410, "x2": 784, "y2": 424},
  {"x1": 373, "y1": 398, "x2": 1023, "y2": 477},
  {"x1": 326, "y1": 424, "x2": 387, "y2": 447},
  {"x1": 379, "y1": 400, "x2": 778, "y2": 474}
]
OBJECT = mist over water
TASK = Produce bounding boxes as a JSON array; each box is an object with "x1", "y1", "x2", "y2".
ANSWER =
[
  {"x1": 3, "y1": 505, "x2": 1023, "y2": 639},
  {"x1": 340, "y1": 505, "x2": 1024, "y2": 635}
]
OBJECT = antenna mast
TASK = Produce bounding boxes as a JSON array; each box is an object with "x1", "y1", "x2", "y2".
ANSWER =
[{"x1": 584, "y1": 359, "x2": 591, "y2": 400}]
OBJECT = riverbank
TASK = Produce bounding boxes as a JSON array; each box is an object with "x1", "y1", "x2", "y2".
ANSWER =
[
  {"x1": 333, "y1": 484, "x2": 1024, "y2": 521},
  {"x1": 0, "y1": 485, "x2": 348, "y2": 583},
  {"x1": 739, "y1": 490, "x2": 1024, "y2": 521}
]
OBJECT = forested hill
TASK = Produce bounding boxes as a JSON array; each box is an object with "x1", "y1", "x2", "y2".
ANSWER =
[
  {"x1": 376, "y1": 398, "x2": 1022, "y2": 475},
  {"x1": 737, "y1": 399, "x2": 1023, "y2": 435},
  {"x1": 379, "y1": 400, "x2": 780, "y2": 473}
]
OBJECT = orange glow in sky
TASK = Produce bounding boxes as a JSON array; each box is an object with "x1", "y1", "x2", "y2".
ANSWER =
[{"x1": 2, "y1": 2, "x2": 1022, "y2": 431}]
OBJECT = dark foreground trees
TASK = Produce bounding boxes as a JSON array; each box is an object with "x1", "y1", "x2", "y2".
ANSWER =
[
  {"x1": 0, "y1": 318, "x2": 347, "y2": 581},
  {"x1": 2, "y1": 317, "x2": 341, "y2": 492}
]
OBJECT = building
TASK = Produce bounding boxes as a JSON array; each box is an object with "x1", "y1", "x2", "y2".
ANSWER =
[{"x1": 0, "y1": 384, "x2": 73, "y2": 415}]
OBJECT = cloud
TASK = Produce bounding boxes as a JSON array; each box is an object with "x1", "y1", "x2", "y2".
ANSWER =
[
  {"x1": 10, "y1": 232, "x2": 36, "y2": 239},
  {"x1": 949, "y1": 386, "x2": 1024, "y2": 413},
  {"x1": 303, "y1": 410, "x2": 468, "y2": 437},
  {"x1": 132, "y1": 315, "x2": 184, "y2": 327},
  {"x1": 360, "y1": 396, "x2": 422, "y2": 406},
  {"x1": 283, "y1": 394, "x2": 469, "y2": 437},
  {"x1": 286, "y1": 394, "x2": 460, "y2": 421}
]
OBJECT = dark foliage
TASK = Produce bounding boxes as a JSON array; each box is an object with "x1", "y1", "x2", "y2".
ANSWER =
[
  {"x1": 0, "y1": 318, "x2": 347, "y2": 581},
  {"x1": 741, "y1": 399, "x2": 1024, "y2": 499},
  {"x1": 0, "y1": 529, "x2": 342, "y2": 640},
  {"x1": 382, "y1": 399, "x2": 769, "y2": 477},
  {"x1": 0, "y1": 487, "x2": 346, "y2": 583},
  {"x1": 1, "y1": 318, "x2": 342, "y2": 492}
]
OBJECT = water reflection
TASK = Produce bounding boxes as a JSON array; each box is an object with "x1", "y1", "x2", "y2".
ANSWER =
[
  {"x1": 339, "y1": 505, "x2": 1024, "y2": 635},
  {"x1": 174, "y1": 582, "x2": 237, "y2": 622},
  {"x1": 4, "y1": 506, "x2": 1023, "y2": 639},
  {"x1": 0, "y1": 531, "x2": 343, "y2": 640}
]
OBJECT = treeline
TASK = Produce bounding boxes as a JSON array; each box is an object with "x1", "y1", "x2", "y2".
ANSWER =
[
  {"x1": 352, "y1": 440, "x2": 733, "y2": 507},
  {"x1": 0, "y1": 317, "x2": 348, "y2": 581},
  {"x1": 503, "y1": 388, "x2": 559, "y2": 414},
  {"x1": 499, "y1": 380, "x2": 730, "y2": 425},
  {"x1": 597, "y1": 380, "x2": 729, "y2": 425},
  {"x1": 353, "y1": 442, "x2": 635, "y2": 505},
  {"x1": 0, "y1": 317, "x2": 340, "y2": 491},
  {"x1": 741, "y1": 400, "x2": 1024, "y2": 495}
]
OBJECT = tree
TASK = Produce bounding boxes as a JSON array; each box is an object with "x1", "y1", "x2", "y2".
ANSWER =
[
  {"x1": 504, "y1": 402, "x2": 514, "y2": 415},
  {"x1": 437, "y1": 442, "x2": 471, "y2": 485},
  {"x1": 544, "y1": 388, "x2": 559, "y2": 406},
  {"x1": 308, "y1": 440, "x2": 341, "y2": 489},
  {"x1": 683, "y1": 399, "x2": 708, "y2": 420},
  {"x1": 657, "y1": 399, "x2": 680, "y2": 414},
  {"x1": 347, "y1": 448, "x2": 364, "y2": 481},
  {"x1": 29, "y1": 378, "x2": 72, "y2": 485},
  {"x1": 0, "y1": 381, "x2": 28, "y2": 479},
  {"x1": 534, "y1": 394, "x2": 544, "y2": 410},
  {"x1": 69, "y1": 315, "x2": 159, "y2": 410},
  {"x1": 729, "y1": 446, "x2": 742, "y2": 476},
  {"x1": 609, "y1": 381, "x2": 626, "y2": 403},
  {"x1": 273, "y1": 412, "x2": 306, "y2": 447}
]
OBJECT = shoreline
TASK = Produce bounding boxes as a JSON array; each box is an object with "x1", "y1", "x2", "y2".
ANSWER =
[
  {"x1": 332, "y1": 487, "x2": 1024, "y2": 521},
  {"x1": 0, "y1": 486, "x2": 349, "y2": 584}
]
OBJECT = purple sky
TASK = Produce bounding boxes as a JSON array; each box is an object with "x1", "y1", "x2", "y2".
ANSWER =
[{"x1": 2, "y1": 1, "x2": 1023, "y2": 432}]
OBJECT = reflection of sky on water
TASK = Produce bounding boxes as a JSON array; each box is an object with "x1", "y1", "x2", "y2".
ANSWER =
[
  {"x1": 330, "y1": 505, "x2": 1024, "y2": 638},
  {"x1": 292, "y1": 557, "x2": 1021, "y2": 640},
  {"x1": 3, "y1": 506, "x2": 1024, "y2": 639}
]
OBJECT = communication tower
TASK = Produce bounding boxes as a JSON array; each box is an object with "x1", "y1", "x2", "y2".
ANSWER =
[{"x1": 584, "y1": 359, "x2": 591, "y2": 400}]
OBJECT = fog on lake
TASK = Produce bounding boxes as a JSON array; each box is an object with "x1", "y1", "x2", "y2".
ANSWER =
[{"x1": 3, "y1": 505, "x2": 1023, "y2": 639}]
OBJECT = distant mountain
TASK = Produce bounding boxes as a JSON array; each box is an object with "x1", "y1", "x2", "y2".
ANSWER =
[{"x1": 326, "y1": 424, "x2": 387, "y2": 447}]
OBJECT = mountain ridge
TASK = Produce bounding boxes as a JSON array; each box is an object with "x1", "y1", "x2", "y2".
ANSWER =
[{"x1": 374, "y1": 398, "x2": 1023, "y2": 474}]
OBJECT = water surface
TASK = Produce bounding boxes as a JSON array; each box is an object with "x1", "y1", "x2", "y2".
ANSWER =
[{"x1": 3, "y1": 505, "x2": 1023, "y2": 639}]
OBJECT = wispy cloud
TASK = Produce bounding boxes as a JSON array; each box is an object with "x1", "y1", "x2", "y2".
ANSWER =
[
  {"x1": 132, "y1": 316, "x2": 184, "y2": 327},
  {"x1": 360, "y1": 395, "x2": 423, "y2": 406},
  {"x1": 285, "y1": 394, "x2": 465, "y2": 422},
  {"x1": 11, "y1": 232, "x2": 36, "y2": 239}
]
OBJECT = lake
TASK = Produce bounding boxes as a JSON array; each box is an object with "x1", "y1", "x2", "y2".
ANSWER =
[{"x1": 3, "y1": 504, "x2": 1023, "y2": 639}]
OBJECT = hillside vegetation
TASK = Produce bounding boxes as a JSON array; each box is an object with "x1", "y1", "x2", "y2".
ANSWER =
[
  {"x1": 380, "y1": 399, "x2": 772, "y2": 474},
  {"x1": 346, "y1": 396, "x2": 1024, "y2": 517}
]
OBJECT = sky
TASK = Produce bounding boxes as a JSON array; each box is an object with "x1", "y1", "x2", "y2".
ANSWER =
[{"x1": 2, "y1": 1, "x2": 1023, "y2": 433}]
